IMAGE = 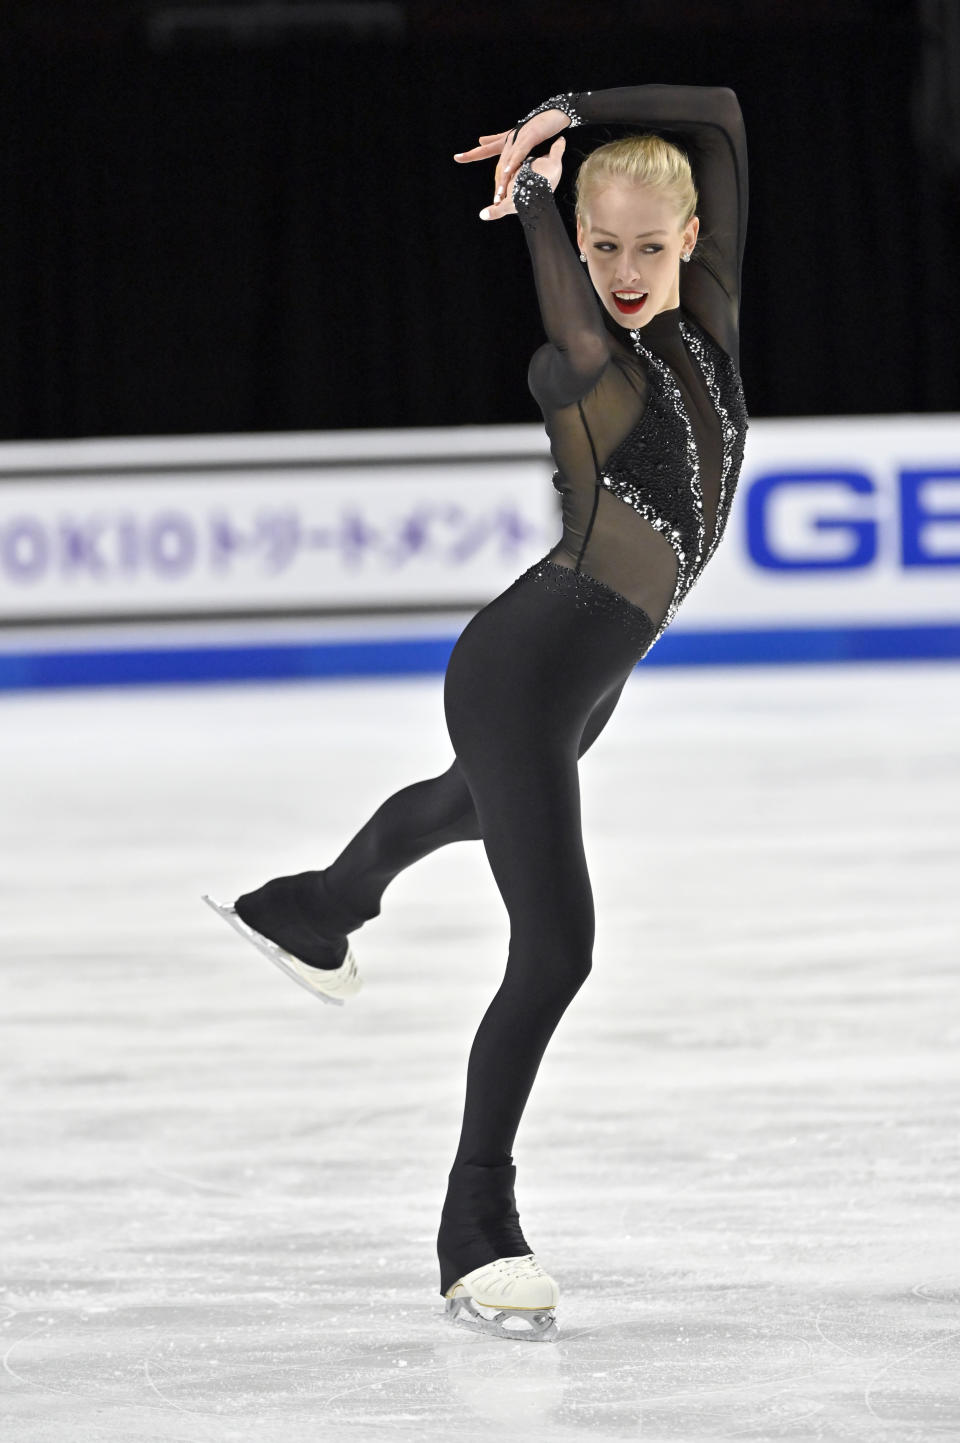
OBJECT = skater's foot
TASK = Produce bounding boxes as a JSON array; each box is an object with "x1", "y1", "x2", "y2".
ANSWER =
[
  {"x1": 202, "y1": 893, "x2": 361, "y2": 1005},
  {"x1": 234, "y1": 870, "x2": 349, "y2": 969},
  {"x1": 443, "y1": 1255, "x2": 560, "y2": 1342},
  {"x1": 437, "y1": 1161, "x2": 558, "y2": 1342}
]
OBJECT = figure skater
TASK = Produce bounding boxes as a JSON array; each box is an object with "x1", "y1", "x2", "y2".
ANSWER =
[{"x1": 204, "y1": 82, "x2": 749, "y2": 1342}]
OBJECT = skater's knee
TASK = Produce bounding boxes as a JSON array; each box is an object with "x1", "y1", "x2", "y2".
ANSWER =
[
  {"x1": 563, "y1": 949, "x2": 593, "y2": 994},
  {"x1": 542, "y1": 950, "x2": 593, "y2": 1009},
  {"x1": 510, "y1": 934, "x2": 593, "y2": 998},
  {"x1": 434, "y1": 759, "x2": 482, "y2": 842},
  {"x1": 551, "y1": 907, "x2": 595, "y2": 984}
]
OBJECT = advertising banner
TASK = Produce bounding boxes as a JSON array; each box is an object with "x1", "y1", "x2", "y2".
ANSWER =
[
  {"x1": 681, "y1": 413, "x2": 960, "y2": 629},
  {"x1": 0, "y1": 428, "x2": 558, "y2": 623},
  {"x1": 1, "y1": 416, "x2": 958, "y2": 686}
]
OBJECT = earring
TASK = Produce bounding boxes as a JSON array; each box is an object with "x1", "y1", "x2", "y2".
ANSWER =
[
  {"x1": 579, "y1": 253, "x2": 586, "y2": 262},
  {"x1": 681, "y1": 251, "x2": 691, "y2": 262}
]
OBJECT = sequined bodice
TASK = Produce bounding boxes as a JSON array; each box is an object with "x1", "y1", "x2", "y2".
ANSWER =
[{"x1": 589, "y1": 316, "x2": 748, "y2": 644}]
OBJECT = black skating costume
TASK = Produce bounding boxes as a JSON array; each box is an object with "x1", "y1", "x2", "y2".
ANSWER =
[{"x1": 233, "y1": 84, "x2": 749, "y2": 1304}]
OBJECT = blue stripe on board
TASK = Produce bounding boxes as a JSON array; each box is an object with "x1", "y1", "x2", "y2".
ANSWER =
[{"x1": 2, "y1": 624, "x2": 960, "y2": 691}]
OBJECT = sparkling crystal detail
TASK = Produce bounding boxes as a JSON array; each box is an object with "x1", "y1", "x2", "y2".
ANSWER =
[
  {"x1": 679, "y1": 319, "x2": 749, "y2": 571},
  {"x1": 516, "y1": 557, "x2": 657, "y2": 654},
  {"x1": 516, "y1": 92, "x2": 589, "y2": 130},
  {"x1": 511, "y1": 159, "x2": 552, "y2": 229}
]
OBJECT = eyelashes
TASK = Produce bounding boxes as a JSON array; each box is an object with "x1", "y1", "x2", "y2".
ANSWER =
[{"x1": 594, "y1": 244, "x2": 664, "y2": 254}]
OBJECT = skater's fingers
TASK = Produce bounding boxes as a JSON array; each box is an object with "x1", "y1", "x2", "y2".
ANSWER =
[
  {"x1": 453, "y1": 130, "x2": 510, "y2": 164},
  {"x1": 478, "y1": 197, "x2": 515, "y2": 221}
]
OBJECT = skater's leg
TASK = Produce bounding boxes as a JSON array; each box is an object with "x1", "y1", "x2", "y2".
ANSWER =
[
  {"x1": 234, "y1": 658, "x2": 632, "y2": 969},
  {"x1": 436, "y1": 733, "x2": 595, "y2": 1293},
  {"x1": 315, "y1": 673, "x2": 628, "y2": 927},
  {"x1": 234, "y1": 757, "x2": 480, "y2": 967},
  {"x1": 450, "y1": 735, "x2": 594, "y2": 1171},
  {"x1": 577, "y1": 671, "x2": 631, "y2": 757},
  {"x1": 436, "y1": 567, "x2": 649, "y2": 1297},
  {"x1": 319, "y1": 757, "x2": 481, "y2": 927}
]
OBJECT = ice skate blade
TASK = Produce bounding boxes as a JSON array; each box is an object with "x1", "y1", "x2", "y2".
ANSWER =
[
  {"x1": 201, "y1": 894, "x2": 361, "y2": 1005},
  {"x1": 444, "y1": 1295, "x2": 558, "y2": 1343}
]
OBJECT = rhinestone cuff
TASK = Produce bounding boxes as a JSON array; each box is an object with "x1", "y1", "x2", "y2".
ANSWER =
[
  {"x1": 516, "y1": 92, "x2": 589, "y2": 130},
  {"x1": 511, "y1": 158, "x2": 552, "y2": 228}
]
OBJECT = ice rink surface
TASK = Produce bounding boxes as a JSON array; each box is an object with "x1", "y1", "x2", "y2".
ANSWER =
[{"x1": 2, "y1": 661, "x2": 959, "y2": 1443}]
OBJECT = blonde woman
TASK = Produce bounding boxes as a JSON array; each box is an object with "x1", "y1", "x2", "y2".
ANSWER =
[{"x1": 205, "y1": 84, "x2": 748, "y2": 1342}]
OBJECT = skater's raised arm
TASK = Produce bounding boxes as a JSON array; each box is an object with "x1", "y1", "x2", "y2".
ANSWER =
[
  {"x1": 544, "y1": 88, "x2": 746, "y2": 355},
  {"x1": 459, "y1": 85, "x2": 747, "y2": 366}
]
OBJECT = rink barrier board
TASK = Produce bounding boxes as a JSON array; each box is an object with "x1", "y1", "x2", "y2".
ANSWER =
[
  {"x1": 3, "y1": 622, "x2": 960, "y2": 691},
  {"x1": 2, "y1": 417, "x2": 959, "y2": 689}
]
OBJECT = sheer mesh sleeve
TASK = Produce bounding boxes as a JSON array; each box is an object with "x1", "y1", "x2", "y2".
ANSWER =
[
  {"x1": 511, "y1": 162, "x2": 612, "y2": 409},
  {"x1": 517, "y1": 85, "x2": 748, "y2": 367}
]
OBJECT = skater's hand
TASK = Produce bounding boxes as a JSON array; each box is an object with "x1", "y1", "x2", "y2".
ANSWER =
[
  {"x1": 453, "y1": 108, "x2": 571, "y2": 197},
  {"x1": 473, "y1": 136, "x2": 567, "y2": 222},
  {"x1": 453, "y1": 108, "x2": 571, "y2": 217}
]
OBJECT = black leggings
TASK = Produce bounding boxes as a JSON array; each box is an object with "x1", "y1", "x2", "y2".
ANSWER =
[{"x1": 235, "y1": 557, "x2": 656, "y2": 1292}]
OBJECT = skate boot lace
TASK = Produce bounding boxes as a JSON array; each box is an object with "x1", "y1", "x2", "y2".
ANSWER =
[
  {"x1": 496, "y1": 1254, "x2": 547, "y2": 1283},
  {"x1": 464, "y1": 1252, "x2": 556, "y2": 1298}
]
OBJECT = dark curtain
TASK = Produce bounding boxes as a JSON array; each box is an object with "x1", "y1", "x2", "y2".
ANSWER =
[{"x1": 0, "y1": 1, "x2": 955, "y2": 441}]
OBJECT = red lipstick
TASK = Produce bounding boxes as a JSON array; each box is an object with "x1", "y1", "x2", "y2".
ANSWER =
[{"x1": 612, "y1": 292, "x2": 648, "y2": 315}]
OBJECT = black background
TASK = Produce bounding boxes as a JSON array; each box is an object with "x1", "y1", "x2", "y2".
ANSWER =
[{"x1": 1, "y1": 0, "x2": 956, "y2": 441}]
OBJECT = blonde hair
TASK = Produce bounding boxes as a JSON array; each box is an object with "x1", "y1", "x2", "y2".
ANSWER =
[{"x1": 574, "y1": 133, "x2": 698, "y2": 231}]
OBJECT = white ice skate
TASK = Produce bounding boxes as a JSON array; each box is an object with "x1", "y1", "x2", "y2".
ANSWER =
[
  {"x1": 201, "y1": 894, "x2": 362, "y2": 1006},
  {"x1": 443, "y1": 1254, "x2": 559, "y2": 1342}
]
